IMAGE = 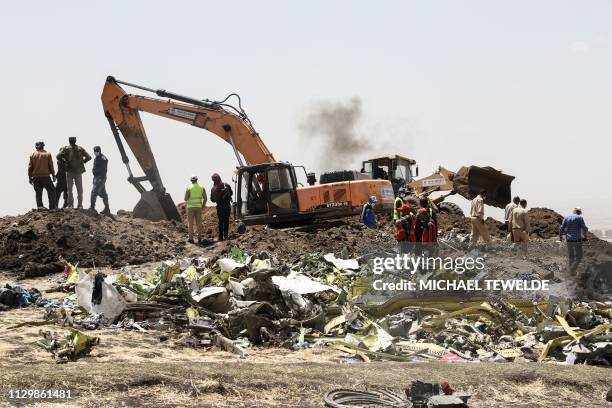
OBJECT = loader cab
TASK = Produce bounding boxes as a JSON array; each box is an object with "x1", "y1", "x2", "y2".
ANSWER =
[
  {"x1": 236, "y1": 163, "x2": 299, "y2": 222},
  {"x1": 361, "y1": 155, "x2": 418, "y2": 194}
]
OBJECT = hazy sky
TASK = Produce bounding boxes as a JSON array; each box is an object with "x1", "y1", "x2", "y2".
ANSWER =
[{"x1": 1, "y1": 1, "x2": 611, "y2": 221}]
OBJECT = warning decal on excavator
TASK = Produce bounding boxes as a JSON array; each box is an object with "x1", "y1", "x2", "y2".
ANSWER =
[
  {"x1": 166, "y1": 108, "x2": 198, "y2": 121},
  {"x1": 422, "y1": 178, "x2": 446, "y2": 187}
]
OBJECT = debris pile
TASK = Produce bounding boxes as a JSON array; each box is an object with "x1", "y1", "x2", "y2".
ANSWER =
[
  {"x1": 0, "y1": 283, "x2": 48, "y2": 310},
  {"x1": 18, "y1": 248, "x2": 610, "y2": 367},
  {"x1": 37, "y1": 329, "x2": 99, "y2": 363}
]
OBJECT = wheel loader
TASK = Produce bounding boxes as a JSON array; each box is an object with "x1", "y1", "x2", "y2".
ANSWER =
[
  {"x1": 101, "y1": 77, "x2": 394, "y2": 225},
  {"x1": 359, "y1": 155, "x2": 515, "y2": 215}
]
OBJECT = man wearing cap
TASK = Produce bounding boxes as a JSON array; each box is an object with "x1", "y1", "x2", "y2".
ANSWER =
[
  {"x1": 28, "y1": 141, "x2": 56, "y2": 209},
  {"x1": 185, "y1": 175, "x2": 207, "y2": 243},
  {"x1": 89, "y1": 146, "x2": 110, "y2": 214},
  {"x1": 57, "y1": 137, "x2": 91, "y2": 208},
  {"x1": 560, "y1": 207, "x2": 589, "y2": 270}
]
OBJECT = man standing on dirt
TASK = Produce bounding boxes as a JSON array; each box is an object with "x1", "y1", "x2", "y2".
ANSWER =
[
  {"x1": 393, "y1": 188, "x2": 407, "y2": 223},
  {"x1": 211, "y1": 173, "x2": 233, "y2": 241},
  {"x1": 55, "y1": 157, "x2": 68, "y2": 208},
  {"x1": 90, "y1": 146, "x2": 110, "y2": 214},
  {"x1": 415, "y1": 197, "x2": 438, "y2": 256},
  {"x1": 505, "y1": 196, "x2": 520, "y2": 242},
  {"x1": 57, "y1": 137, "x2": 91, "y2": 209},
  {"x1": 468, "y1": 190, "x2": 492, "y2": 250},
  {"x1": 560, "y1": 207, "x2": 589, "y2": 270},
  {"x1": 395, "y1": 204, "x2": 415, "y2": 254},
  {"x1": 28, "y1": 141, "x2": 56, "y2": 209},
  {"x1": 185, "y1": 175, "x2": 207, "y2": 244},
  {"x1": 511, "y1": 199, "x2": 530, "y2": 259}
]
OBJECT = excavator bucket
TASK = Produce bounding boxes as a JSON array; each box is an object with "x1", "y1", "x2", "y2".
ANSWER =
[
  {"x1": 452, "y1": 166, "x2": 514, "y2": 208},
  {"x1": 133, "y1": 191, "x2": 182, "y2": 222}
]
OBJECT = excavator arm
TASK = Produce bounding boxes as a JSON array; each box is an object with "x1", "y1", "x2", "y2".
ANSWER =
[{"x1": 101, "y1": 76, "x2": 276, "y2": 220}]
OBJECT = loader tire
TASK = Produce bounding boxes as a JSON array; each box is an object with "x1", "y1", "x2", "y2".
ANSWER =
[{"x1": 438, "y1": 201, "x2": 464, "y2": 216}]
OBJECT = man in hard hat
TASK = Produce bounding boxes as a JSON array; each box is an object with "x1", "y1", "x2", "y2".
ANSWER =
[
  {"x1": 211, "y1": 173, "x2": 233, "y2": 241},
  {"x1": 89, "y1": 146, "x2": 110, "y2": 214},
  {"x1": 185, "y1": 174, "x2": 207, "y2": 243},
  {"x1": 28, "y1": 141, "x2": 57, "y2": 209},
  {"x1": 415, "y1": 197, "x2": 438, "y2": 256},
  {"x1": 560, "y1": 207, "x2": 589, "y2": 271},
  {"x1": 395, "y1": 203, "x2": 415, "y2": 254},
  {"x1": 468, "y1": 190, "x2": 492, "y2": 250},
  {"x1": 360, "y1": 195, "x2": 378, "y2": 229},
  {"x1": 57, "y1": 137, "x2": 91, "y2": 209},
  {"x1": 393, "y1": 188, "x2": 407, "y2": 223}
]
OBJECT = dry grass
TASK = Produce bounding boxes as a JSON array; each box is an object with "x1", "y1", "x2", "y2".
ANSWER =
[
  {"x1": 0, "y1": 360, "x2": 610, "y2": 407},
  {"x1": 1, "y1": 273, "x2": 610, "y2": 407}
]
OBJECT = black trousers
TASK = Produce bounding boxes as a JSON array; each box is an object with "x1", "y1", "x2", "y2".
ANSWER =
[
  {"x1": 55, "y1": 179, "x2": 67, "y2": 208},
  {"x1": 90, "y1": 177, "x2": 109, "y2": 209},
  {"x1": 567, "y1": 241, "x2": 583, "y2": 264},
  {"x1": 217, "y1": 205, "x2": 231, "y2": 241},
  {"x1": 32, "y1": 176, "x2": 56, "y2": 209}
]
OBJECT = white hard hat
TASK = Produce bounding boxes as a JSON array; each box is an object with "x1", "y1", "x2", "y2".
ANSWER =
[
  {"x1": 369, "y1": 195, "x2": 378, "y2": 203},
  {"x1": 190, "y1": 174, "x2": 198, "y2": 181},
  {"x1": 574, "y1": 206, "x2": 582, "y2": 213}
]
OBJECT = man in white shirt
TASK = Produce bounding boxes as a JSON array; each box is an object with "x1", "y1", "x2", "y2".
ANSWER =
[
  {"x1": 504, "y1": 196, "x2": 520, "y2": 241},
  {"x1": 468, "y1": 190, "x2": 492, "y2": 250},
  {"x1": 511, "y1": 199, "x2": 531, "y2": 259}
]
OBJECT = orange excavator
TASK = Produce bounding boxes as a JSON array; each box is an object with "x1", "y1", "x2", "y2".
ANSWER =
[{"x1": 101, "y1": 76, "x2": 394, "y2": 225}]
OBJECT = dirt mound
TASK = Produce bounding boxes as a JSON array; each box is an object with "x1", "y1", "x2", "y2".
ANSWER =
[
  {"x1": 177, "y1": 203, "x2": 221, "y2": 240},
  {"x1": 528, "y1": 207, "x2": 564, "y2": 239},
  {"x1": 0, "y1": 209, "x2": 188, "y2": 276},
  {"x1": 233, "y1": 217, "x2": 394, "y2": 262},
  {"x1": 438, "y1": 207, "x2": 567, "y2": 240},
  {"x1": 437, "y1": 213, "x2": 506, "y2": 238},
  {"x1": 0, "y1": 204, "x2": 593, "y2": 277}
]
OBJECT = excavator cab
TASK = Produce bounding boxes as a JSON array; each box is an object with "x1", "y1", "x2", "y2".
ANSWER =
[
  {"x1": 362, "y1": 155, "x2": 418, "y2": 194},
  {"x1": 236, "y1": 163, "x2": 299, "y2": 224}
]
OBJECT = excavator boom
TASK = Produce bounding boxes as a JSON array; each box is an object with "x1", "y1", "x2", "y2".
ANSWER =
[{"x1": 101, "y1": 76, "x2": 275, "y2": 220}]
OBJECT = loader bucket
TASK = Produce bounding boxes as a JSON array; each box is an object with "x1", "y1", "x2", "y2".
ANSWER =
[
  {"x1": 133, "y1": 190, "x2": 181, "y2": 222},
  {"x1": 452, "y1": 166, "x2": 514, "y2": 208}
]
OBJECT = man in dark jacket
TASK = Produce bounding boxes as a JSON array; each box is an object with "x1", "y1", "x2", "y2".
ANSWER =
[
  {"x1": 89, "y1": 146, "x2": 110, "y2": 214},
  {"x1": 57, "y1": 137, "x2": 91, "y2": 208},
  {"x1": 55, "y1": 158, "x2": 68, "y2": 208},
  {"x1": 210, "y1": 173, "x2": 233, "y2": 241},
  {"x1": 28, "y1": 141, "x2": 56, "y2": 209}
]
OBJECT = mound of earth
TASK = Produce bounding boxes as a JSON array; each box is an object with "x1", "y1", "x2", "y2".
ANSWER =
[
  {"x1": 233, "y1": 218, "x2": 394, "y2": 262},
  {"x1": 0, "y1": 209, "x2": 187, "y2": 276},
  {"x1": 528, "y1": 207, "x2": 564, "y2": 239},
  {"x1": 437, "y1": 213, "x2": 506, "y2": 238},
  {"x1": 0, "y1": 204, "x2": 597, "y2": 278},
  {"x1": 438, "y1": 207, "x2": 568, "y2": 240}
]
